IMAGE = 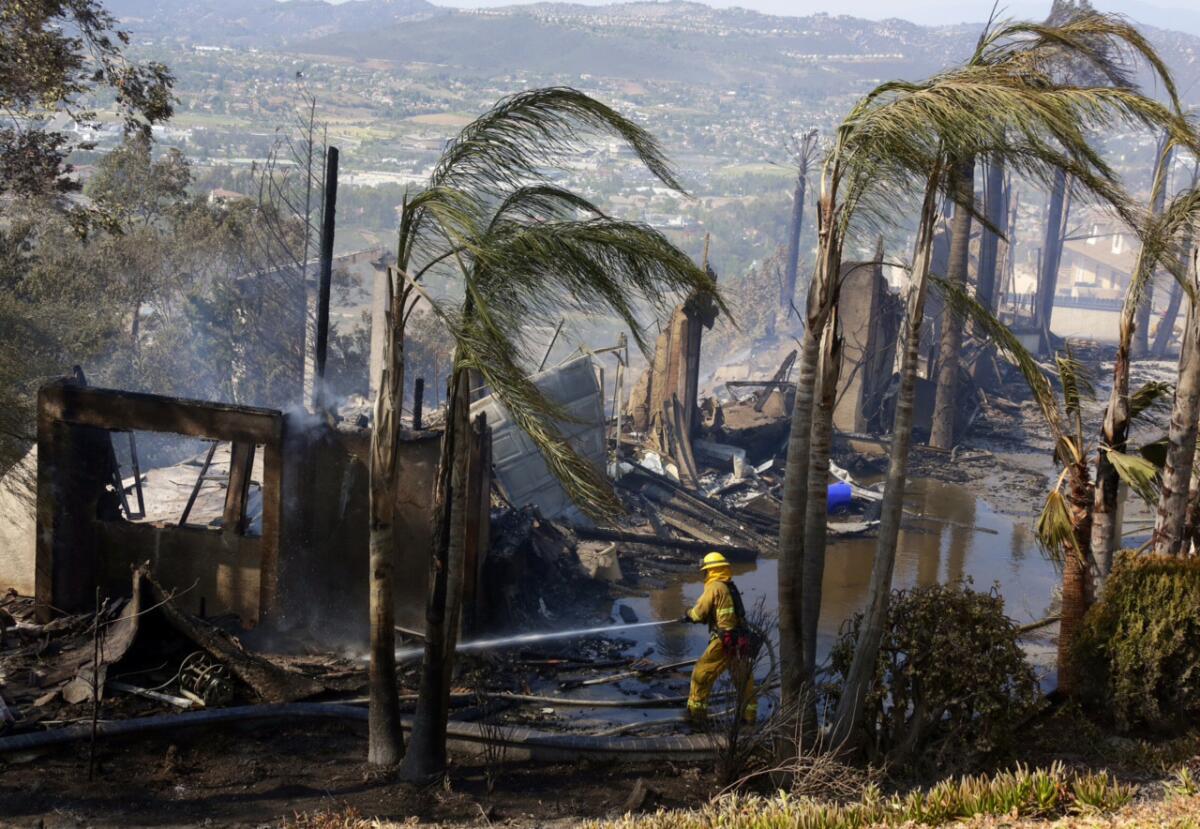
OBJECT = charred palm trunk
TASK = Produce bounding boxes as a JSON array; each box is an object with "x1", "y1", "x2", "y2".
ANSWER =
[
  {"x1": 777, "y1": 329, "x2": 817, "y2": 713},
  {"x1": 976, "y1": 157, "x2": 1005, "y2": 316},
  {"x1": 1154, "y1": 252, "x2": 1200, "y2": 556},
  {"x1": 778, "y1": 188, "x2": 841, "y2": 712},
  {"x1": 1152, "y1": 276, "x2": 1186, "y2": 359},
  {"x1": 367, "y1": 268, "x2": 405, "y2": 766},
  {"x1": 800, "y1": 309, "x2": 842, "y2": 699},
  {"x1": 1134, "y1": 135, "x2": 1173, "y2": 359},
  {"x1": 1036, "y1": 169, "x2": 1069, "y2": 355},
  {"x1": 781, "y1": 170, "x2": 808, "y2": 313},
  {"x1": 930, "y1": 158, "x2": 975, "y2": 449},
  {"x1": 400, "y1": 366, "x2": 470, "y2": 783},
  {"x1": 1059, "y1": 461, "x2": 1094, "y2": 697},
  {"x1": 831, "y1": 164, "x2": 942, "y2": 749}
]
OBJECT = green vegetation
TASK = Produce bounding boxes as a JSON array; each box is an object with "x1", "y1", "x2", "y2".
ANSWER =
[
  {"x1": 583, "y1": 765, "x2": 1140, "y2": 829},
  {"x1": 1076, "y1": 554, "x2": 1200, "y2": 731},
  {"x1": 826, "y1": 583, "x2": 1042, "y2": 770}
]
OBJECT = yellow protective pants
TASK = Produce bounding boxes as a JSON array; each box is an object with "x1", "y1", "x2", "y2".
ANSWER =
[{"x1": 687, "y1": 635, "x2": 757, "y2": 723}]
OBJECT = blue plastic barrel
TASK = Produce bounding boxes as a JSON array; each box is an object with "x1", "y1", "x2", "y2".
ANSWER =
[{"x1": 827, "y1": 481, "x2": 853, "y2": 512}]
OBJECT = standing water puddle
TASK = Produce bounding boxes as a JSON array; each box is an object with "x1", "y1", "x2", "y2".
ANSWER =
[{"x1": 613, "y1": 478, "x2": 1059, "y2": 687}]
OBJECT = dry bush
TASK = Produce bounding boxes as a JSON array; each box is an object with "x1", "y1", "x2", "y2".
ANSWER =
[{"x1": 282, "y1": 807, "x2": 374, "y2": 829}]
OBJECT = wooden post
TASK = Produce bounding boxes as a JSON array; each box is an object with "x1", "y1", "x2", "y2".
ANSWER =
[
  {"x1": 461, "y1": 412, "x2": 489, "y2": 636},
  {"x1": 313, "y1": 146, "x2": 339, "y2": 412},
  {"x1": 413, "y1": 377, "x2": 425, "y2": 431},
  {"x1": 222, "y1": 442, "x2": 256, "y2": 536}
]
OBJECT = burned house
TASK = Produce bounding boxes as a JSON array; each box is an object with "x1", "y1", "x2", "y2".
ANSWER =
[{"x1": 8, "y1": 376, "x2": 465, "y2": 638}]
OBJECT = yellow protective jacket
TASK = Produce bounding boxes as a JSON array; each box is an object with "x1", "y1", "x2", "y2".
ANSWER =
[{"x1": 686, "y1": 574, "x2": 741, "y2": 634}]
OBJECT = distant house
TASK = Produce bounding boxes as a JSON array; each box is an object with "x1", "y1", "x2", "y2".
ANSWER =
[
  {"x1": 208, "y1": 188, "x2": 246, "y2": 206},
  {"x1": 1058, "y1": 222, "x2": 1139, "y2": 303}
]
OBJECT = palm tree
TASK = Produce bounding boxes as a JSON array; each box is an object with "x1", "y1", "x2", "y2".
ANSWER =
[
  {"x1": 1151, "y1": 189, "x2": 1200, "y2": 557},
  {"x1": 930, "y1": 158, "x2": 976, "y2": 449},
  {"x1": 367, "y1": 255, "x2": 411, "y2": 766},
  {"x1": 940, "y1": 284, "x2": 1169, "y2": 693},
  {"x1": 1091, "y1": 141, "x2": 1199, "y2": 575},
  {"x1": 779, "y1": 9, "x2": 1193, "y2": 723},
  {"x1": 1134, "y1": 133, "x2": 1175, "y2": 358},
  {"x1": 385, "y1": 88, "x2": 719, "y2": 783},
  {"x1": 828, "y1": 12, "x2": 1195, "y2": 742},
  {"x1": 781, "y1": 130, "x2": 820, "y2": 314}
]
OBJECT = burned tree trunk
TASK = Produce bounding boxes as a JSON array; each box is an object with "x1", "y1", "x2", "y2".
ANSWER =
[
  {"x1": 800, "y1": 311, "x2": 841, "y2": 702},
  {"x1": 1153, "y1": 164, "x2": 1200, "y2": 359},
  {"x1": 367, "y1": 266, "x2": 405, "y2": 767},
  {"x1": 1036, "y1": 169, "x2": 1069, "y2": 354},
  {"x1": 778, "y1": 189, "x2": 840, "y2": 713},
  {"x1": 399, "y1": 366, "x2": 470, "y2": 784},
  {"x1": 1154, "y1": 251, "x2": 1200, "y2": 556},
  {"x1": 781, "y1": 130, "x2": 818, "y2": 315},
  {"x1": 831, "y1": 166, "x2": 942, "y2": 747},
  {"x1": 782, "y1": 169, "x2": 808, "y2": 312},
  {"x1": 1152, "y1": 277, "x2": 1186, "y2": 359},
  {"x1": 1059, "y1": 462, "x2": 1095, "y2": 697},
  {"x1": 976, "y1": 157, "x2": 1006, "y2": 316},
  {"x1": 1135, "y1": 134, "x2": 1173, "y2": 359},
  {"x1": 930, "y1": 158, "x2": 975, "y2": 450}
]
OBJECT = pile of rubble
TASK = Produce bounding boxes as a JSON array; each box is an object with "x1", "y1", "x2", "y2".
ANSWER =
[{"x1": 0, "y1": 569, "x2": 365, "y2": 739}]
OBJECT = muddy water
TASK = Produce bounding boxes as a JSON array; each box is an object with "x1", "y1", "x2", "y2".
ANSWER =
[{"x1": 614, "y1": 478, "x2": 1059, "y2": 675}]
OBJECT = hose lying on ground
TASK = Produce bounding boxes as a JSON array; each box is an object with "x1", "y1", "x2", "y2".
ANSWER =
[
  {"x1": 0, "y1": 703, "x2": 368, "y2": 753},
  {"x1": 0, "y1": 701, "x2": 721, "y2": 757}
]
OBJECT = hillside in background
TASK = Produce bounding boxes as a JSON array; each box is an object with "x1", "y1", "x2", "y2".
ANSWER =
[
  {"x1": 108, "y1": 0, "x2": 1200, "y2": 104},
  {"x1": 107, "y1": 0, "x2": 442, "y2": 47}
]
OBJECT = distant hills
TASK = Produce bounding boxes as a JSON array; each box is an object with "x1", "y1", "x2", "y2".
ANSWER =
[
  {"x1": 300, "y1": 2, "x2": 971, "y2": 90},
  {"x1": 107, "y1": 0, "x2": 443, "y2": 47},
  {"x1": 107, "y1": 0, "x2": 1200, "y2": 102}
]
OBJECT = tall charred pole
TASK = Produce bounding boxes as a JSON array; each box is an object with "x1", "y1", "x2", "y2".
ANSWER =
[{"x1": 313, "y1": 146, "x2": 339, "y2": 412}]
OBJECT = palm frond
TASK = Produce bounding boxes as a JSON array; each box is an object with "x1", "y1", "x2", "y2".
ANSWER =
[
  {"x1": 467, "y1": 217, "x2": 721, "y2": 357},
  {"x1": 1130, "y1": 379, "x2": 1174, "y2": 422},
  {"x1": 452, "y1": 310, "x2": 623, "y2": 521},
  {"x1": 1147, "y1": 186, "x2": 1200, "y2": 296},
  {"x1": 1055, "y1": 343, "x2": 1094, "y2": 425},
  {"x1": 932, "y1": 275, "x2": 1063, "y2": 435},
  {"x1": 430, "y1": 87, "x2": 683, "y2": 198},
  {"x1": 985, "y1": 13, "x2": 1182, "y2": 110},
  {"x1": 1103, "y1": 447, "x2": 1160, "y2": 505},
  {"x1": 1036, "y1": 487, "x2": 1078, "y2": 563}
]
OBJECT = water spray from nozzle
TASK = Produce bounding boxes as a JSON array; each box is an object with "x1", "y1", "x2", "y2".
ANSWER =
[{"x1": 392, "y1": 619, "x2": 679, "y2": 662}]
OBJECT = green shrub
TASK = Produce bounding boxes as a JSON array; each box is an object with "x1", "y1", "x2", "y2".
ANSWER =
[
  {"x1": 1070, "y1": 769, "x2": 1137, "y2": 812},
  {"x1": 583, "y1": 763, "x2": 1138, "y2": 828},
  {"x1": 1074, "y1": 553, "x2": 1200, "y2": 731},
  {"x1": 1166, "y1": 766, "x2": 1198, "y2": 798},
  {"x1": 825, "y1": 582, "x2": 1042, "y2": 770}
]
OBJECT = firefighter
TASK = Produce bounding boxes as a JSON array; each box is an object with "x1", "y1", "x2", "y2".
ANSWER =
[{"x1": 679, "y1": 552, "x2": 758, "y2": 725}]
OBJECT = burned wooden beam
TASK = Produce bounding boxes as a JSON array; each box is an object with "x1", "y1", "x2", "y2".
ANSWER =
[
  {"x1": 179, "y1": 440, "x2": 219, "y2": 527},
  {"x1": 41, "y1": 380, "x2": 283, "y2": 445},
  {"x1": 412, "y1": 377, "x2": 425, "y2": 431},
  {"x1": 222, "y1": 441, "x2": 256, "y2": 536},
  {"x1": 753, "y1": 349, "x2": 797, "y2": 412}
]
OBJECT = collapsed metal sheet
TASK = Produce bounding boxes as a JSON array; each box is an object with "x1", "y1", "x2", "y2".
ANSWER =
[{"x1": 470, "y1": 355, "x2": 605, "y2": 525}]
